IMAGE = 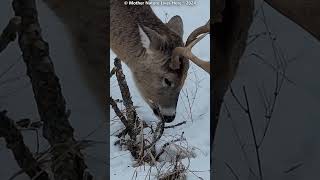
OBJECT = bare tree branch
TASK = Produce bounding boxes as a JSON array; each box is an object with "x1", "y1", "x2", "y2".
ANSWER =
[
  {"x1": 224, "y1": 161, "x2": 240, "y2": 180},
  {"x1": 242, "y1": 86, "x2": 263, "y2": 180},
  {"x1": 109, "y1": 96, "x2": 129, "y2": 127},
  {"x1": 114, "y1": 58, "x2": 138, "y2": 129},
  {"x1": 0, "y1": 110, "x2": 49, "y2": 180},
  {"x1": 284, "y1": 163, "x2": 303, "y2": 174},
  {"x1": 223, "y1": 103, "x2": 257, "y2": 177},
  {"x1": 11, "y1": 0, "x2": 91, "y2": 179},
  {"x1": 164, "y1": 121, "x2": 187, "y2": 129}
]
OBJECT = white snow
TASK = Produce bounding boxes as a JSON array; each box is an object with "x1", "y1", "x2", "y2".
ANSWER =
[{"x1": 110, "y1": 1, "x2": 210, "y2": 179}]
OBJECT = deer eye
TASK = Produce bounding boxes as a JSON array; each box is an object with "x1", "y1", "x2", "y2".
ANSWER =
[{"x1": 162, "y1": 78, "x2": 172, "y2": 87}]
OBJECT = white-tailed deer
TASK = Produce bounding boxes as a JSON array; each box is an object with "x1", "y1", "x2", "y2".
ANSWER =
[
  {"x1": 110, "y1": 0, "x2": 209, "y2": 122},
  {"x1": 43, "y1": 0, "x2": 209, "y2": 122}
]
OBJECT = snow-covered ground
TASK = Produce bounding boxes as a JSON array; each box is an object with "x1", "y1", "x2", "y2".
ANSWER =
[{"x1": 110, "y1": 1, "x2": 210, "y2": 179}]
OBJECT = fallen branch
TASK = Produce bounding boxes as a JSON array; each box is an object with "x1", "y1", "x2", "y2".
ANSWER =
[
  {"x1": 114, "y1": 58, "x2": 137, "y2": 125},
  {"x1": 109, "y1": 96, "x2": 128, "y2": 127},
  {"x1": 0, "y1": 110, "x2": 49, "y2": 180}
]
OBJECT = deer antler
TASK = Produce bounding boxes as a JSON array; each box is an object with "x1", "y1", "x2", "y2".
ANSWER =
[{"x1": 171, "y1": 20, "x2": 210, "y2": 74}]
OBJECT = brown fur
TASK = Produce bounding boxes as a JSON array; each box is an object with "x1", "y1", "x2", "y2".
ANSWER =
[
  {"x1": 110, "y1": 0, "x2": 189, "y2": 120},
  {"x1": 42, "y1": 0, "x2": 189, "y2": 121}
]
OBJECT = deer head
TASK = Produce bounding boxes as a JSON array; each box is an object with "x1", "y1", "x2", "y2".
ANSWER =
[
  {"x1": 132, "y1": 17, "x2": 212, "y2": 123},
  {"x1": 110, "y1": 0, "x2": 211, "y2": 123},
  {"x1": 130, "y1": 16, "x2": 190, "y2": 123}
]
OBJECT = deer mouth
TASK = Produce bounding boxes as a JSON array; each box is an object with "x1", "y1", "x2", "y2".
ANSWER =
[
  {"x1": 162, "y1": 115, "x2": 176, "y2": 123},
  {"x1": 152, "y1": 107, "x2": 176, "y2": 123},
  {"x1": 148, "y1": 99, "x2": 176, "y2": 123},
  {"x1": 152, "y1": 108, "x2": 160, "y2": 116}
]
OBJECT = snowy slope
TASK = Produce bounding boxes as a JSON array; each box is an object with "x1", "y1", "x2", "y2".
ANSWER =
[{"x1": 110, "y1": 1, "x2": 210, "y2": 179}]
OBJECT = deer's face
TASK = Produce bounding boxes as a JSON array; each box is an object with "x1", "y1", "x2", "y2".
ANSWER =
[
  {"x1": 132, "y1": 16, "x2": 189, "y2": 123},
  {"x1": 133, "y1": 51, "x2": 188, "y2": 123}
]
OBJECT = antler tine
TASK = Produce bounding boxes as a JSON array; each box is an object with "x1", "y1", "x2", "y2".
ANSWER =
[
  {"x1": 187, "y1": 32, "x2": 210, "y2": 49},
  {"x1": 186, "y1": 19, "x2": 210, "y2": 46},
  {"x1": 172, "y1": 46, "x2": 210, "y2": 73},
  {"x1": 170, "y1": 19, "x2": 210, "y2": 74}
]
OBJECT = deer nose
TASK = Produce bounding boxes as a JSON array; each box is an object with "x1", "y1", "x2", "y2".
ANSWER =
[{"x1": 163, "y1": 115, "x2": 176, "y2": 123}]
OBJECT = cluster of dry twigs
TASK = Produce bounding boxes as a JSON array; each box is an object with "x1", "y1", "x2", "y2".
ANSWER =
[{"x1": 110, "y1": 58, "x2": 197, "y2": 180}]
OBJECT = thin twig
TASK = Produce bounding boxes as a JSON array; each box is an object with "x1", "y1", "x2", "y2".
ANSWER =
[
  {"x1": 143, "y1": 119, "x2": 165, "y2": 150},
  {"x1": 155, "y1": 137, "x2": 186, "y2": 161},
  {"x1": 243, "y1": 86, "x2": 263, "y2": 180},
  {"x1": 284, "y1": 163, "x2": 303, "y2": 174},
  {"x1": 164, "y1": 121, "x2": 187, "y2": 129},
  {"x1": 224, "y1": 162, "x2": 240, "y2": 180},
  {"x1": 223, "y1": 103, "x2": 257, "y2": 177}
]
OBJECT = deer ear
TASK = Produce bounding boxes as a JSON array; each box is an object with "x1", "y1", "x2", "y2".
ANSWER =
[
  {"x1": 166, "y1": 15, "x2": 184, "y2": 38},
  {"x1": 138, "y1": 25, "x2": 166, "y2": 54}
]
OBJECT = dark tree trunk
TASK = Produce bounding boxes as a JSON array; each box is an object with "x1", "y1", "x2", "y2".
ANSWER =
[
  {"x1": 12, "y1": 0, "x2": 91, "y2": 179},
  {"x1": 212, "y1": 0, "x2": 254, "y2": 143}
]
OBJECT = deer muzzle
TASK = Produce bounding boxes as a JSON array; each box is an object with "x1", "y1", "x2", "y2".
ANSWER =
[{"x1": 152, "y1": 106, "x2": 176, "y2": 123}]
